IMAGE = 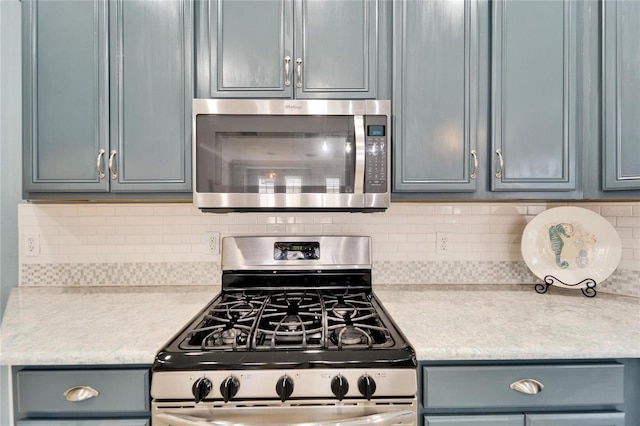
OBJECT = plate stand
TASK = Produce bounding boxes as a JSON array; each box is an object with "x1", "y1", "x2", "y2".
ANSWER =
[{"x1": 535, "y1": 275, "x2": 597, "y2": 298}]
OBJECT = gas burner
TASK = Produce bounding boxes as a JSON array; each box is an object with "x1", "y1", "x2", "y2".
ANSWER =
[
  {"x1": 331, "y1": 302, "x2": 357, "y2": 318},
  {"x1": 197, "y1": 325, "x2": 250, "y2": 349},
  {"x1": 331, "y1": 325, "x2": 371, "y2": 347},
  {"x1": 280, "y1": 314, "x2": 303, "y2": 331}
]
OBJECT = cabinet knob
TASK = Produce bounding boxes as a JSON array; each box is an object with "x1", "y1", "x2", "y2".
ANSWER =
[
  {"x1": 63, "y1": 385, "x2": 99, "y2": 402},
  {"x1": 509, "y1": 378, "x2": 544, "y2": 395}
]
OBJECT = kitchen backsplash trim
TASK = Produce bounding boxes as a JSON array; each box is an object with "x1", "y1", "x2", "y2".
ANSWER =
[
  {"x1": 17, "y1": 202, "x2": 640, "y2": 297},
  {"x1": 19, "y1": 260, "x2": 640, "y2": 298}
]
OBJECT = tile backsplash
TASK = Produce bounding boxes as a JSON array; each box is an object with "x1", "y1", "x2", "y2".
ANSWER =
[{"x1": 18, "y1": 201, "x2": 640, "y2": 297}]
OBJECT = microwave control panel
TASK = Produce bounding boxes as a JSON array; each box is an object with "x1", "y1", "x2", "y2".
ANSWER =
[{"x1": 364, "y1": 116, "x2": 388, "y2": 193}]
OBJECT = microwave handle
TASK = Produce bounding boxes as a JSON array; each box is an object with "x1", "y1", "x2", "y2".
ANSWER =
[
  {"x1": 156, "y1": 410, "x2": 414, "y2": 426},
  {"x1": 354, "y1": 115, "x2": 365, "y2": 193}
]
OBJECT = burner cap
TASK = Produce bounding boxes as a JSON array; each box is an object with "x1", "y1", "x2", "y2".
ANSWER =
[
  {"x1": 220, "y1": 328, "x2": 242, "y2": 344},
  {"x1": 339, "y1": 326, "x2": 365, "y2": 345},
  {"x1": 282, "y1": 315, "x2": 301, "y2": 331}
]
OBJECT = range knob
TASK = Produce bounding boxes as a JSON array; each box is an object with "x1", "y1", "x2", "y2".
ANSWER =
[
  {"x1": 275, "y1": 375, "x2": 294, "y2": 402},
  {"x1": 220, "y1": 376, "x2": 240, "y2": 403},
  {"x1": 358, "y1": 374, "x2": 377, "y2": 400},
  {"x1": 331, "y1": 374, "x2": 349, "y2": 401},
  {"x1": 192, "y1": 377, "x2": 212, "y2": 403}
]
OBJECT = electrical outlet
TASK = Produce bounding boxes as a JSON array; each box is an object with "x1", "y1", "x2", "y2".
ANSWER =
[
  {"x1": 436, "y1": 232, "x2": 450, "y2": 255},
  {"x1": 205, "y1": 231, "x2": 220, "y2": 254},
  {"x1": 24, "y1": 233, "x2": 40, "y2": 257}
]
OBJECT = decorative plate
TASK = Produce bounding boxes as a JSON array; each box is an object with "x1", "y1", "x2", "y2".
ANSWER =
[{"x1": 521, "y1": 206, "x2": 622, "y2": 288}]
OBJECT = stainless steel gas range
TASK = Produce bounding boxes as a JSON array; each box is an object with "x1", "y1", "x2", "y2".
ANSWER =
[{"x1": 151, "y1": 236, "x2": 417, "y2": 426}]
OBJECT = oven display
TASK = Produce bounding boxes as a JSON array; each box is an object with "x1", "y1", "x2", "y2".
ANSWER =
[
  {"x1": 367, "y1": 125, "x2": 385, "y2": 136},
  {"x1": 274, "y1": 242, "x2": 320, "y2": 260}
]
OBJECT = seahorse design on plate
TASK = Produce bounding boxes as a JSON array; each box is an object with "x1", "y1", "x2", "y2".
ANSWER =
[{"x1": 548, "y1": 223, "x2": 573, "y2": 269}]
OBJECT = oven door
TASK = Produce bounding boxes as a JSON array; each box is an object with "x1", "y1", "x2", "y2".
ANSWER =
[{"x1": 153, "y1": 399, "x2": 417, "y2": 426}]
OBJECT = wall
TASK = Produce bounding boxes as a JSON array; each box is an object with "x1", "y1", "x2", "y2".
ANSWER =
[
  {"x1": 1, "y1": 1, "x2": 22, "y2": 424},
  {"x1": 17, "y1": 201, "x2": 640, "y2": 297}
]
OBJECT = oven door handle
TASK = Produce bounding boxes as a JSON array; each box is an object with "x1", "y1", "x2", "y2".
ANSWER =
[{"x1": 156, "y1": 410, "x2": 414, "y2": 426}]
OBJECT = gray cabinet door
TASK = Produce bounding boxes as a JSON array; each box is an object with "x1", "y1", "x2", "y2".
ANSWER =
[
  {"x1": 602, "y1": 0, "x2": 640, "y2": 191},
  {"x1": 294, "y1": 0, "x2": 377, "y2": 99},
  {"x1": 525, "y1": 412, "x2": 625, "y2": 426},
  {"x1": 393, "y1": 0, "x2": 479, "y2": 192},
  {"x1": 203, "y1": 0, "x2": 293, "y2": 98},
  {"x1": 22, "y1": 0, "x2": 109, "y2": 193},
  {"x1": 491, "y1": 0, "x2": 578, "y2": 192},
  {"x1": 109, "y1": 0, "x2": 192, "y2": 192},
  {"x1": 199, "y1": 0, "x2": 377, "y2": 99}
]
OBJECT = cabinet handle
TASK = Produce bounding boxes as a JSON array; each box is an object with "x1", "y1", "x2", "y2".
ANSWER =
[
  {"x1": 96, "y1": 149, "x2": 106, "y2": 179},
  {"x1": 63, "y1": 385, "x2": 99, "y2": 402},
  {"x1": 284, "y1": 56, "x2": 291, "y2": 87},
  {"x1": 509, "y1": 378, "x2": 544, "y2": 395},
  {"x1": 296, "y1": 58, "x2": 302, "y2": 88},
  {"x1": 495, "y1": 149, "x2": 504, "y2": 178},
  {"x1": 470, "y1": 150, "x2": 478, "y2": 180},
  {"x1": 108, "y1": 150, "x2": 118, "y2": 180}
]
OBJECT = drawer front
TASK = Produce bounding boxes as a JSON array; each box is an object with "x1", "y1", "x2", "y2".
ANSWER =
[
  {"x1": 525, "y1": 412, "x2": 625, "y2": 426},
  {"x1": 17, "y1": 369, "x2": 150, "y2": 416},
  {"x1": 18, "y1": 420, "x2": 150, "y2": 426},
  {"x1": 423, "y1": 364, "x2": 624, "y2": 409},
  {"x1": 425, "y1": 414, "x2": 523, "y2": 425}
]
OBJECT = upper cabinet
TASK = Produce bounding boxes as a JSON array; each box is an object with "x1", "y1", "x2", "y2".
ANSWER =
[
  {"x1": 392, "y1": 0, "x2": 600, "y2": 200},
  {"x1": 602, "y1": 0, "x2": 640, "y2": 192},
  {"x1": 22, "y1": 0, "x2": 193, "y2": 199},
  {"x1": 392, "y1": 0, "x2": 480, "y2": 193},
  {"x1": 491, "y1": 0, "x2": 578, "y2": 193},
  {"x1": 195, "y1": 0, "x2": 382, "y2": 99}
]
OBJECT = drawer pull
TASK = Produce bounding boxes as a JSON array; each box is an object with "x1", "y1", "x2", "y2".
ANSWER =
[
  {"x1": 509, "y1": 378, "x2": 544, "y2": 395},
  {"x1": 64, "y1": 385, "x2": 99, "y2": 402}
]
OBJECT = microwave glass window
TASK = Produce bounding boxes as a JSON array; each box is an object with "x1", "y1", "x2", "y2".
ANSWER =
[{"x1": 196, "y1": 115, "x2": 356, "y2": 194}]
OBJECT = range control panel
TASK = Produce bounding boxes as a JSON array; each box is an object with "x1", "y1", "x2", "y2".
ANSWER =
[{"x1": 364, "y1": 115, "x2": 388, "y2": 193}]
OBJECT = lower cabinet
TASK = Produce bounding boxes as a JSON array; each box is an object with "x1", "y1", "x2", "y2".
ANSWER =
[
  {"x1": 12, "y1": 366, "x2": 150, "y2": 425},
  {"x1": 420, "y1": 361, "x2": 629, "y2": 426},
  {"x1": 425, "y1": 412, "x2": 625, "y2": 426}
]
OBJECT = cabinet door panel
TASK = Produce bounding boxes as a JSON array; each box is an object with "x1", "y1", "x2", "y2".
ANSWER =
[
  {"x1": 603, "y1": 0, "x2": 640, "y2": 190},
  {"x1": 208, "y1": 0, "x2": 293, "y2": 98},
  {"x1": 491, "y1": 0, "x2": 577, "y2": 191},
  {"x1": 109, "y1": 0, "x2": 192, "y2": 192},
  {"x1": 393, "y1": 0, "x2": 478, "y2": 192},
  {"x1": 296, "y1": 0, "x2": 376, "y2": 99},
  {"x1": 22, "y1": 0, "x2": 109, "y2": 192},
  {"x1": 526, "y1": 412, "x2": 625, "y2": 426},
  {"x1": 425, "y1": 415, "x2": 523, "y2": 426}
]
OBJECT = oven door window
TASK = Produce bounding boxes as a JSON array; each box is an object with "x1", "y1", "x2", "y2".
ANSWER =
[{"x1": 196, "y1": 115, "x2": 356, "y2": 194}]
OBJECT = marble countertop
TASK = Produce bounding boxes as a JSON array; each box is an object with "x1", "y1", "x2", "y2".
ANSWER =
[{"x1": 1, "y1": 284, "x2": 639, "y2": 366}]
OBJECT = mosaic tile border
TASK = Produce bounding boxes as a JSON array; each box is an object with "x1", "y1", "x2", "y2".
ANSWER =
[
  {"x1": 21, "y1": 262, "x2": 220, "y2": 287},
  {"x1": 20, "y1": 261, "x2": 639, "y2": 297}
]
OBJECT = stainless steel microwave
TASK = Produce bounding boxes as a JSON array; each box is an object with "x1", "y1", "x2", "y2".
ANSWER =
[{"x1": 193, "y1": 99, "x2": 390, "y2": 212}]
